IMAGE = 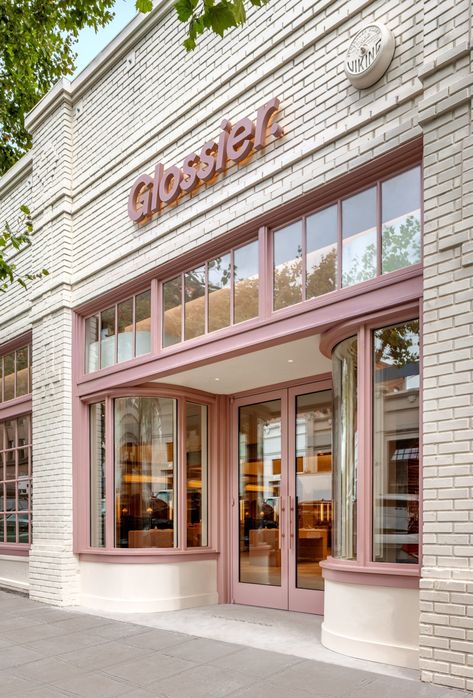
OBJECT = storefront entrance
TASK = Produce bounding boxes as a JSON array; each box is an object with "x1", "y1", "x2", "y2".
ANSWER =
[{"x1": 232, "y1": 381, "x2": 332, "y2": 614}]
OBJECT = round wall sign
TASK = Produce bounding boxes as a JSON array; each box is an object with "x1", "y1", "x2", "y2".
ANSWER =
[{"x1": 344, "y1": 22, "x2": 395, "y2": 89}]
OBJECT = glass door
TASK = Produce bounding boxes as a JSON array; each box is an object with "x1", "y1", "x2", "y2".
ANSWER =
[
  {"x1": 232, "y1": 391, "x2": 288, "y2": 609},
  {"x1": 288, "y1": 386, "x2": 333, "y2": 614},
  {"x1": 232, "y1": 383, "x2": 332, "y2": 613}
]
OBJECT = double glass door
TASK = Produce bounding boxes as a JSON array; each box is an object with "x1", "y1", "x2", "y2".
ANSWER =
[{"x1": 233, "y1": 384, "x2": 333, "y2": 614}]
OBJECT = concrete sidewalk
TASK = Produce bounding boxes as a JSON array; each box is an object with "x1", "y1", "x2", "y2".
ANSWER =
[{"x1": 0, "y1": 591, "x2": 471, "y2": 698}]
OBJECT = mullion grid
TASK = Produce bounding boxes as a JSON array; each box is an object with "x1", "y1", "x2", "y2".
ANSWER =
[{"x1": 0, "y1": 415, "x2": 32, "y2": 545}]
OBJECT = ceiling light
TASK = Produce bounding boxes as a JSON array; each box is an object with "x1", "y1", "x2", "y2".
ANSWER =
[
  {"x1": 288, "y1": 359, "x2": 294, "y2": 363},
  {"x1": 214, "y1": 377, "x2": 220, "y2": 381}
]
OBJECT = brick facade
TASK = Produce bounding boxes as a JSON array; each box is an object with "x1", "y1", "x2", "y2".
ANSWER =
[{"x1": 0, "y1": 0, "x2": 471, "y2": 687}]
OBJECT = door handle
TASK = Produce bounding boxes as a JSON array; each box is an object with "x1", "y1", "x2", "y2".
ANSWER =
[
  {"x1": 279, "y1": 498, "x2": 285, "y2": 549},
  {"x1": 289, "y1": 496, "x2": 295, "y2": 550}
]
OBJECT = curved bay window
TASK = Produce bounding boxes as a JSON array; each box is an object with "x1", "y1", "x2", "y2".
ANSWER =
[
  {"x1": 327, "y1": 313, "x2": 420, "y2": 574},
  {"x1": 88, "y1": 393, "x2": 210, "y2": 551}
]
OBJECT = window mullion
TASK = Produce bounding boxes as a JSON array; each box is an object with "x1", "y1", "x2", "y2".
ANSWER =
[
  {"x1": 104, "y1": 395, "x2": 115, "y2": 550},
  {"x1": 178, "y1": 398, "x2": 187, "y2": 550}
]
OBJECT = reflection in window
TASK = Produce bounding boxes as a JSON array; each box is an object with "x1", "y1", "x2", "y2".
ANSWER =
[
  {"x1": 382, "y1": 168, "x2": 421, "y2": 274},
  {"x1": 332, "y1": 336, "x2": 357, "y2": 560},
  {"x1": 234, "y1": 241, "x2": 259, "y2": 324},
  {"x1": 342, "y1": 187, "x2": 377, "y2": 287},
  {"x1": 0, "y1": 415, "x2": 32, "y2": 545},
  {"x1": 186, "y1": 403, "x2": 208, "y2": 547},
  {"x1": 306, "y1": 206, "x2": 337, "y2": 299},
  {"x1": 295, "y1": 391, "x2": 333, "y2": 591},
  {"x1": 115, "y1": 397, "x2": 177, "y2": 549},
  {"x1": 0, "y1": 345, "x2": 31, "y2": 403},
  {"x1": 85, "y1": 290, "x2": 151, "y2": 373},
  {"x1": 208, "y1": 254, "x2": 231, "y2": 333},
  {"x1": 185, "y1": 266, "x2": 206, "y2": 340},
  {"x1": 117, "y1": 299, "x2": 133, "y2": 363},
  {"x1": 163, "y1": 276, "x2": 182, "y2": 347},
  {"x1": 135, "y1": 291, "x2": 151, "y2": 356},
  {"x1": 100, "y1": 307, "x2": 116, "y2": 369},
  {"x1": 162, "y1": 239, "x2": 260, "y2": 347},
  {"x1": 373, "y1": 320, "x2": 419, "y2": 563},
  {"x1": 273, "y1": 222, "x2": 303, "y2": 311},
  {"x1": 90, "y1": 402, "x2": 106, "y2": 548}
]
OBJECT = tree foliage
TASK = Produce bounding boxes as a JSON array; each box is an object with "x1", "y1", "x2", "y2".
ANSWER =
[
  {"x1": 0, "y1": 205, "x2": 48, "y2": 292},
  {"x1": 174, "y1": 0, "x2": 271, "y2": 50}
]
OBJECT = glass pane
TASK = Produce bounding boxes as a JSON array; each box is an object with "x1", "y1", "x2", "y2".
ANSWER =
[
  {"x1": 163, "y1": 277, "x2": 182, "y2": 347},
  {"x1": 135, "y1": 291, "x2": 151, "y2": 356},
  {"x1": 239, "y1": 400, "x2": 281, "y2": 586},
  {"x1": 0, "y1": 358, "x2": 3, "y2": 403},
  {"x1": 117, "y1": 298, "x2": 134, "y2": 363},
  {"x1": 208, "y1": 254, "x2": 231, "y2": 333},
  {"x1": 342, "y1": 187, "x2": 377, "y2": 287},
  {"x1": 85, "y1": 315, "x2": 100, "y2": 373},
  {"x1": 115, "y1": 397, "x2": 177, "y2": 549},
  {"x1": 0, "y1": 516, "x2": 4, "y2": 543},
  {"x1": 306, "y1": 206, "x2": 337, "y2": 298},
  {"x1": 332, "y1": 336, "x2": 357, "y2": 560},
  {"x1": 0, "y1": 483, "x2": 4, "y2": 512},
  {"x1": 16, "y1": 347, "x2": 29, "y2": 396},
  {"x1": 6, "y1": 515, "x2": 16, "y2": 542},
  {"x1": 273, "y1": 222, "x2": 303, "y2": 310},
  {"x1": 6, "y1": 481, "x2": 15, "y2": 510},
  {"x1": 3, "y1": 353, "x2": 14, "y2": 402},
  {"x1": 185, "y1": 267, "x2": 206, "y2": 340},
  {"x1": 234, "y1": 241, "x2": 259, "y2": 324},
  {"x1": 186, "y1": 403, "x2": 208, "y2": 547},
  {"x1": 373, "y1": 320, "x2": 420, "y2": 563},
  {"x1": 18, "y1": 512, "x2": 29, "y2": 544},
  {"x1": 382, "y1": 167, "x2": 421, "y2": 273},
  {"x1": 100, "y1": 307, "x2": 116, "y2": 369},
  {"x1": 90, "y1": 402, "x2": 106, "y2": 548},
  {"x1": 17, "y1": 480, "x2": 29, "y2": 512},
  {"x1": 17, "y1": 416, "x2": 29, "y2": 477},
  {"x1": 295, "y1": 391, "x2": 333, "y2": 591}
]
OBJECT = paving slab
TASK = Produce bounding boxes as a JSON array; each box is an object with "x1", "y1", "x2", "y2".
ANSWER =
[{"x1": 0, "y1": 589, "x2": 471, "y2": 698}]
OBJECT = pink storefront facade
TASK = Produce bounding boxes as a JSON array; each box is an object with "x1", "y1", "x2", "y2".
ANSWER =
[{"x1": 1, "y1": 0, "x2": 472, "y2": 689}]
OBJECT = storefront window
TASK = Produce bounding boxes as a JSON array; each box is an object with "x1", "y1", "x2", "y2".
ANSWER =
[
  {"x1": 186, "y1": 403, "x2": 208, "y2": 547},
  {"x1": 382, "y1": 167, "x2": 421, "y2": 274},
  {"x1": 90, "y1": 402, "x2": 105, "y2": 548},
  {"x1": 0, "y1": 415, "x2": 32, "y2": 545},
  {"x1": 115, "y1": 396, "x2": 177, "y2": 548},
  {"x1": 273, "y1": 221, "x2": 303, "y2": 311},
  {"x1": 0, "y1": 345, "x2": 31, "y2": 403},
  {"x1": 306, "y1": 206, "x2": 337, "y2": 299},
  {"x1": 85, "y1": 290, "x2": 151, "y2": 373},
  {"x1": 342, "y1": 187, "x2": 377, "y2": 287},
  {"x1": 162, "y1": 239, "x2": 260, "y2": 347},
  {"x1": 372, "y1": 320, "x2": 420, "y2": 563},
  {"x1": 332, "y1": 336, "x2": 357, "y2": 560}
]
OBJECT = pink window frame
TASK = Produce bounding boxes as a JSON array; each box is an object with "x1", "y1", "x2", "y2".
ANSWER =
[
  {"x1": 0, "y1": 331, "x2": 33, "y2": 557},
  {"x1": 75, "y1": 384, "x2": 219, "y2": 563},
  {"x1": 319, "y1": 302, "x2": 422, "y2": 588}
]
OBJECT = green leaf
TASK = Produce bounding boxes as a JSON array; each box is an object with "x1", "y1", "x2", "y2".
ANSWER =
[
  {"x1": 174, "y1": 0, "x2": 197, "y2": 22},
  {"x1": 232, "y1": 0, "x2": 246, "y2": 24},
  {"x1": 135, "y1": 0, "x2": 153, "y2": 13},
  {"x1": 183, "y1": 36, "x2": 196, "y2": 50},
  {"x1": 19, "y1": 204, "x2": 30, "y2": 215},
  {"x1": 207, "y1": 4, "x2": 238, "y2": 37}
]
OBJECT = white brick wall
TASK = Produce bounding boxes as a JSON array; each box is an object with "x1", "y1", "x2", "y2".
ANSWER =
[{"x1": 0, "y1": 0, "x2": 471, "y2": 686}]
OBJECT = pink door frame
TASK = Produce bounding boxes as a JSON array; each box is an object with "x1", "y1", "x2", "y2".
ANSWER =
[{"x1": 230, "y1": 376, "x2": 332, "y2": 614}]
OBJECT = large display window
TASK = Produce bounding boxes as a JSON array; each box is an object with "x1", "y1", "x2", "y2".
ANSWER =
[
  {"x1": 85, "y1": 390, "x2": 212, "y2": 553},
  {"x1": 320, "y1": 307, "x2": 421, "y2": 584}
]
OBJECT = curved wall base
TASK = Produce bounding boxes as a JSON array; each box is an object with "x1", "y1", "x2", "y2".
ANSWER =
[
  {"x1": 80, "y1": 559, "x2": 218, "y2": 613},
  {"x1": 322, "y1": 579, "x2": 419, "y2": 670},
  {"x1": 0, "y1": 555, "x2": 29, "y2": 593}
]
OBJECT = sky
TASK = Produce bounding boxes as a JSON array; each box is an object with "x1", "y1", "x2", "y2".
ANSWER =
[{"x1": 72, "y1": 1, "x2": 138, "y2": 77}]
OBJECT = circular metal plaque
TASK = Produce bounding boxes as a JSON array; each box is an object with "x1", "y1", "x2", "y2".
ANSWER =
[{"x1": 344, "y1": 22, "x2": 395, "y2": 89}]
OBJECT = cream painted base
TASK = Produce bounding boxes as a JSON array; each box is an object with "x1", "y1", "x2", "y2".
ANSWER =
[
  {"x1": 0, "y1": 555, "x2": 29, "y2": 592},
  {"x1": 80, "y1": 559, "x2": 218, "y2": 613},
  {"x1": 321, "y1": 579, "x2": 419, "y2": 670}
]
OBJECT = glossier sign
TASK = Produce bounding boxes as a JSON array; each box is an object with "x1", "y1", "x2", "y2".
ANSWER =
[{"x1": 127, "y1": 97, "x2": 283, "y2": 223}]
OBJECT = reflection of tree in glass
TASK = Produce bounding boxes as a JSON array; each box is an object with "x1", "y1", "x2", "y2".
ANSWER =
[
  {"x1": 375, "y1": 320, "x2": 419, "y2": 369},
  {"x1": 307, "y1": 248, "x2": 337, "y2": 299},
  {"x1": 273, "y1": 245, "x2": 303, "y2": 310},
  {"x1": 343, "y1": 216, "x2": 420, "y2": 287}
]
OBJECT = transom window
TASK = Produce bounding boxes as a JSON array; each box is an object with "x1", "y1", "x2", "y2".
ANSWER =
[
  {"x1": 0, "y1": 344, "x2": 31, "y2": 402},
  {"x1": 162, "y1": 239, "x2": 259, "y2": 347},
  {"x1": 273, "y1": 166, "x2": 421, "y2": 311},
  {"x1": 85, "y1": 290, "x2": 151, "y2": 372},
  {"x1": 0, "y1": 415, "x2": 32, "y2": 545}
]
